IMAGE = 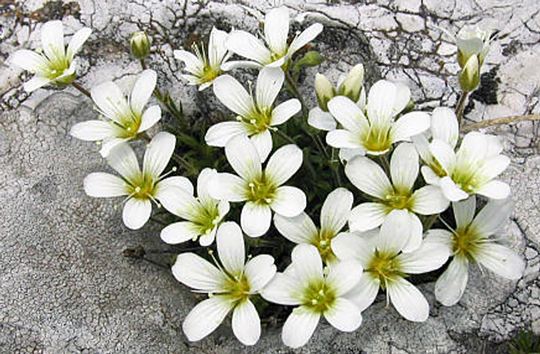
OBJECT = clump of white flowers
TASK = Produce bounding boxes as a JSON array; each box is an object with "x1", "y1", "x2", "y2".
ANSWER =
[{"x1": 12, "y1": 9, "x2": 525, "y2": 349}]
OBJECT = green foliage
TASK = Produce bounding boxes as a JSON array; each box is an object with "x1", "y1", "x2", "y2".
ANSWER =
[{"x1": 508, "y1": 330, "x2": 540, "y2": 354}]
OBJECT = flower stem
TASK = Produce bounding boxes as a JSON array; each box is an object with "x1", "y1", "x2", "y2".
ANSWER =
[
  {"x1": 455, "y1": 91, "x2": 469, "y2": 126},
  {"x1": 284, "y1": 69, "x2": 308, "y2": 117},
  {"x1": 274, "y1": 129, "x2": 297, "y2": 145},
  {"x1": 461, "y1": 114, "x2": 540, "y2": 132},
  {"x1": 71, "y1": 81, "x2": 91, "y2": 98}
]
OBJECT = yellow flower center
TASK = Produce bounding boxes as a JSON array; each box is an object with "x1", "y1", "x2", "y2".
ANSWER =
[
  {"x1": 128, "y1": 173, "x2": 155, "y2": 199},
  {"x1": 313, "y1": 228, "x2": 337, "y2": 263},
  {"x1": 302, "y1": 280, "x2": 336, "y2": 313},
  {"x1": 452, "y1": 225, "x2": 484, "y2": 261},
  {"x1": 361, "y1": 123, "x2": 392, "y2": 153},
  {"x1": 367, "y1": 250, "x2": 404, "y2": 288},
  {"x1": 245, "y1": 174, "x2": 277, "y2": 205}
]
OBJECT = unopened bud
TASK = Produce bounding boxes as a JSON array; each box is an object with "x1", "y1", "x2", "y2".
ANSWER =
[
  {"x1": 315, "y1": 73, "x2": 335, "y2": 111},
  {"x1": 337, "y1": 63, "x2": 364, "y2": 102},
  {"x1": 456, "y1": 26, "x2": 491, "y2": 68},
  {"x1": 298, "y1": 51, "x2": 324, "y2": 67},
  {"x1": 130, "y1": 31, "x2": 151, "y2": 60},
  {"x1": 458, "y1": 56, "x2": 480, "y2": 92}
]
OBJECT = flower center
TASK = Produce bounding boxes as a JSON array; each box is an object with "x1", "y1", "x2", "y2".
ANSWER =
[
  {"x1": 367, "y1": 250, "x2": 404, "y2": 288},
  {"x1": 313, "y1": 228, "x2": 336, "y2": 263},
  {"x1": 243, "y1": 107, "x2": 273, "y2": 134},
  {"x1": 429, "y1": 158, "x2": 447, "y2": 177},
  {"x1": 361, "y1": 123, "x2": 392, "y2": 153},
  {"x1": 302, "y1": 280, "x2": 336, "y2": 313},
  {"x1": 224, "y1": 273, "x2": 251, "y2": 303},
  {"x1": 192, "y1": 202, "x2": 222, "y2": 235},
  {"x1": 382, "y1": 188, "x2": 413, "y2": 212},
  {"x1": 451, "y1": 166, "x2": 480, "y2": 193},
  {"x1": 128, "y1": 173, "x2": 155, "y2": 199},
  {"x1": 200, "y1": 64, "x2": 220, "y2": 83},
  {"x1": 452, "y1": 225, "x2": 483, "y2": 261},
  {"x1": 245, "y1": 174, "x2": 277, "y2": 205}
]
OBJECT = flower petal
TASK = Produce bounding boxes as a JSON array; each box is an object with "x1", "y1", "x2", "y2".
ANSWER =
[
  {"x1": 265, "y1": 144, "x2": 303, "y2": 186},
  {"x1": 345, "y1": 273, "x2": 380, "y2": 311},
  {"x1": 390, "y1": 142, "x2": 419, "y2": 191},
  {"x1": 226, "y1": 30, "x2": 272, "y2": 64},
  {"x1": 250, "y1": 130, "x2": 272, "y2": 163},
  {"x1": 264, "y1": 7, "x2": 289, "y2": 54},
  {"x1": 139, "y1": 105, "x2": 162, "y2": 132},
  {"x1": 174, "y1": 50, "x2": 202, "y2": 73},
  {"x1": 479, "y1": 155, "x2": 510, "y2": 181},
  {"x1": 288, "y1": 23, "x2": 324, "y2": 55},
  {"x1": 452, "y1": 196, "x2": 476, "y2": 229},
  {"x1": 429, "y1": 139, "x2": 456, "y2": 174},
  {"x1": 216, "y1": 221, "x2": 245, "y2": 275},
  {"x1": 476, "y1": 180, "x2": 511, "y2": 199},
  {"x1": 320, "y1": 187, "x2": 354, "y2": 234},
  {"x1": 401, "y1": 212, "x2": 424, "y2": 253},
  {"x1": 143, "y1": 131, "x2": 175, "y2": 178},
  {"x1": 91, "y1": 81, "x2": 130, "y2": 122},
  {"x1": 472, "y1": 198, "x2": 512, "y2": 236},
  {"x1": 308, "y1": 107, "x2": 336, "y2": 131},
  {"x1": 327, "y1": 96, "x2": 369, "y2": 133},
  {"x1": 326, "y1": 130, "x2": 362, "y2": 149},
  {"x1": 208, "y1": 172, "x2": 246, "y2": 202},
  {"x1": 377, "y1": 209, "x2": 411, "y2": 254},
  {"x1": 431, "y1": 107, "x2": 459, "y2": 147},
  {"x1": 160, "y1": 221, "x2": 200, "y2": 244},
  {"x1": 70, "y1": 120, "x2": 115, "y2": 141},
  {"x1": 344, "y1": 156, "x2": 392, "y2": 199},
  {"x1": 208, "y1": 27, "x2": 229, "y2": 68},
  {"x1": 349, "y1": 202, "x2": 387, "y2": 232},
  {"x1": 155, "y1": 184, "x2": 199, "y2": 220},
  {"x1": 271, "y1": 186, "x2": 307, "y2": 217},
  {"x1": 282, "y1": 306, "x2": 321, "y2": 349},
  {"x1": 411, "y1": 185, "x2": 450, "y2": 215},
  {"x1": 66, "y1": 27, "x2": 92, "y2": 60},
  {"x1": 23, "y1": 76, "x2": 52, "y2": 92},
  {"x1": 398, "y1": 238, "x2": 450, "y2": 273},
  {"x1": 244, "y1": 254, "x2": 277, "y2": 292},
  {"x1": 291, "y1": 244, "x2": 324, "y2": 284},
  {"x1": 367, "y1": 80, "x2": 397, "y2": 124},
  {"x1": 261, "y1": 273, "x2": 301, "y2": 305},
  {"x1": 205, "y1": 121, "x2": 247, "y2": 147},
  {"x1": 439, "y1": 176, "x2": 469, "y2": 202},
  {"x1": 122, "y1": 198, "x2": 152, "y2": 230},
  {"x1": 232, "y1": 300, "x2": 261, "y2": 346},
  {"x1": 390, "y1": 111, "x2": 430, "y2": 143},
  {"x1": 158, "y1": 176, "x2": 194, "y2": 195},
  {"x1": 83, "y1": 172, "x2": 128, "y2": 197},
  {"x1": 256, "y1": 67, "x2": 284, "y2": 108},
  {"x1": 272, "y1": 99, "x2": 301, "y2": 126},
  {"x1": 225, "y1": 135, "x2": 262, "y2": 181},
  {"x1": 274, "y1": 212, "x2": 317, "y2": 244},
  {"x1": 106, "y1": 142, "x2": 140, "y2": 181},
  {"x1": 387, "y1": 277, "x2": 429, "y2": 322},
  {"x1": 331, "y1": 232, "x2": 375, "y2": 265},
  {"x1": 213, "y1": 74, "x2": 255, "y2": 117},
  {"x1": 173, "y1": 252, "x2": 227, "y2": 291},
  {"x1": 41, "y1": 20, "x2": 65, "y2": 61},
  {"x1": 326, "y1": 260, "x2": 363, "y2": 296},
  {"x1": 476, "y1": 243, "x2": 525, "y2": 280},
  {"x1": 435, "y1": 256, "x2": 469, "y2": 306},
  {"x1": 196, "y1": 168, "x2": 217, "y2": 203},
  {"x1": 323, "y1": 297, "x2": 362, "y2": 332},
  {"x1": 99, "y1": 137, "x2": 128, "y2": 158},
  {"x1": 182, "y1": 296, "x2": 232, "y2": 342},
  {"x1": 9, "y1": 50, "x2": 48, "y2": 73},
  {"x1": 241, "y1": 202, "x2": 271, "y2": 237}
]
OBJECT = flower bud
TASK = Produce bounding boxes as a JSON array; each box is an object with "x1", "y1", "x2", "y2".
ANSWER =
[
  {"x1": 298, "y1": 51, "x2": 324, "y2": 67},
  {"x1": 337, "y1": 63, "x2": 364, "y2": 102},
  {"x1": 456, "y1": 26, "x2": 490, "y2": 68},
  {"x1": 315, "y1": 73, "x2": 335, "y2": 111},
  {"x1": 459, "y1": 56, "x2": 480, "y2": 92},
  {"x1": 130, "y1": 31, "x2": 151, "y2": 60}
]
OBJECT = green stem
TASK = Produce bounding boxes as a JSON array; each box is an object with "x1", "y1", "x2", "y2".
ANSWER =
[
  {"x1": 330, "y1": 148, "x2": 343, "y2": 187},
  {"x1": 455, "y1": 91, "x2": 469, "y2": 126},
  {"x1": 71, "y1": 81, "x2": 91, "y2": 98},
  {"x1": 284, "y1": 69, "x2": 308, "y2": 117},
  {"x1": 422, "y1": 214, "x2": 439, "y2": 230},
  {"x1": 274, "y1": 129, "x2": 297, "y2": 145},
  {"x1": 172, "y1": 153, "x2": 197, "y2": 173}
]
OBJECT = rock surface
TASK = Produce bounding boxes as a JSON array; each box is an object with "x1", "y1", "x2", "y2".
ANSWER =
[{"x1": 0, "y1": 0, "x2": 539, "y2": 353}]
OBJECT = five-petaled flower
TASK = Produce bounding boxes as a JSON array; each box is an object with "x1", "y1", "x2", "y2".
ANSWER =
[
  {"x1": 332, "y1": 211, "x2": 450, "y2": 321},
  {"x1": 209, "y1": 135, "x2": 306, "y2": 237},
  {"x1": 205, "y1": 67, "x2": 301, "y2": 162},
  {"x1": 174, "y1": 27, "x2": 231, "y2": 91},
  {"x1": 429, "y1": 196, "x2": 525, "y2": 306},
  {"x1": 70, "y1": 69, "x2": 161, "y2": 157},
  {"x1": 262, "y1": 244, "x2": 363, "y2": 348},
  {"x1": 223, "y1": 7, "x2": 323, "y2": 69},
  {"x1": 173, "y1": 221, "x2": 277, "y2": 345},
  {"x1": 9, "y1": 20, "x2": 92, "y2": 92},
  {"x1": 83, "y1": 132, "x2": 180, "y2": 230}
]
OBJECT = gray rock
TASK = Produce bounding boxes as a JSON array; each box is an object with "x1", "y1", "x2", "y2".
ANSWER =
[{"x1": 0, "y1": 0, "x2": 539, "y2": 353}]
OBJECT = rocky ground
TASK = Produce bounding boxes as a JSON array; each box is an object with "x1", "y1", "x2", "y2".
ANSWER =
[{"x1": 0, "y1": 0, "x2": 539, "y2": 353}]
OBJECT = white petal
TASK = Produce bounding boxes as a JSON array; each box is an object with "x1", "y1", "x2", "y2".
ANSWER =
[
  {"x1": 225, "y1": 135, "x2": 262, "y2": 181},
  {"x1": 70, "y1": 120, "x2": 114, "y2": 141},
  {"x1": 106, "y1": 142, "x2": 140, "y2": 181},
  {"x1": 327, "y1": 96, "x2": 369, "y2": 133},
  {"x1": 208, "y1": 172, "x2": 246, "y2": 202},
  {"x1": 221, "y1": 60, "x2": 262, "y2": 71},
  {"x1": 207, "y1": 27, "x2": 229, "y2": 68},
  {"x1": 345, "y1": 273, "x2": 380, "y2": 311},
  {"x1": 390, "y1": 112, "x2": 430, "y2": 143},
  {"x1": 143, "y1": 131, "x2": 175, "y2": 178},
  {"x1": 261, "y1": 273, "x2": 301, "y2": 305},
  {"x1": 244, "y1": 254, "x2": 277, "y2": 292},
  {"x1": 367, "y1": 80, "x2": 397, "y2": 124},
  {"x1": 391, "y1": 83, "x2": 412, "y2": 115},
  {"x1": 9, "y1": 50, "x2": 48, "y2": 72},
  {"x1": 476, "y1": 180, "x2": 511, "y2": 199},
  {"x1": 476, "y1": 243, "x2": 525, "y2": 280},
  {"x1": 272, "y1": 99, "x2": 301, "y2": 126},
  {"x1": 411, "y1": 185, "x2": 450, "y2": 215},
  {"x1": 387, "y1": 277, "x2": 429, "y2": 322},
  {"x1": 91, "y1": 81, "x2": 130, "y2": 122},
  {"x1": 390, "y1": 143, "x2": 419, "y2": 191},
  {"x1": 377, "y1": 209, "x2": 411, "y2": 254},
  {"x1": 274, "y1": 212, "x2": 317, "y2": 244},
  {"x1": 320, "y1": 187, "x2": 353, "y2": 234},
  {"x1": 326, "y1": 130, "x2": 362, "y2": 149},
  {"x1": 182, "y1": 296, "x2": 232, "y2": 342},
  {"x1": 172, "y1": 253, "x2": 227, "y2": 291},
  {"x1": 398, "y1": 238, "x2": 450, "y2": 273},
  {"x1": 401, "y1": 212, "x2": 424, "y2": 253},
  {"x1": 435, "y1": 256, "x2": 469, "y2": 306},
  {"x1": 288, "y1": 23, "x2": 324, "y2": 55},
  {"x1": 479, "y1": 155, "x2": 510, "y2": 181},
  {"x1": 160, "y1": 221, "x2": 200, "y2": 244},
  {"x1": 66, "y1": 27, "x2": 91, "y2": 60},
  {"x1": 291, "y1": 244, "x2": 323, "y2": 284},
  {"x1": 264, "y1": 7, "x2": 289, "y2": 54},
  {"x1": 232, "y1": 300, "x2": 261, "y2": 346},
  {"x1": 41, "y1": 20, "x2": 65, "y2": 61},
  {"x1": 348, "y1": 202, "x2": 387, "y2": 232},
  {"x1": 226, "y1": 30, "x2": 272, "y2": 64},
  {"x1": 472, "y1": 199, "x2": 512, "y2": 236},
  {"x1": 197, "y1": 168, "x2": 217, "y2": 204},
  {"x1": 429, "y1": 139, "x2": 456, "y2": 174},
  {"x1": 282, "y1": 306, "x2": 321, "y2": 349},
  {"x1": 99, "y1": 138, "x2": 128, "y2": 158},
  {"x1": 265, "y1": 144, "x2": 303, "y2": 186},
  {"x1": 158, "y1": 176, "x2": 194, "y2": 195},
  {"x1": 271, "y1": 186, "x2": 307, "y2": 217},
  {"x1": 174, "y1": 50, "x2": 202, "y2": 73},
  {"x1": 83, "y1": 172, "x2": 128, "y2": 197},
  {"x1": 308, "y1": 107, "x2": 336, "y2": 131},
  {"x1": 452, "y1": 196, "x2": 476, "y2": 229},
  {"x1": 440, "y1": 176, "x2": 469, "y2": 202},
  {"x1": 323, "y1": 298, "x2": 362, "y2": 332},
  {"x1": 250, "y1": 130, "x2": 273, "y2": 163},
  {"x1": 256, "y1": 67, "x2": 284, "y2": 108},
  {"x1": 431, "y1": 107, "x2": 459, "y2": 147},
  {"x1": 331, "y1": 232, "x2": 374, "y2": 265},
  {"x1": 326, "y1": 260, "x2": 363, "y2": 296},
  {"x1": 155, "y1": 184, "x2": 199, "y2": 220},
  {"x1": 339, "y1": 148, "x2": 365, "y2": 162},
  {"x1": 122, "y1": 198, "x2": 152, "y2": 230},
  {"x1": 139, "y1": 105, "x2": 161, "y2": 132},
  {"x1": 344, "y1": 156, "x2": 392, "y2": 199},
  {"x1": 23, "y1": 76, "x2": 52, "y2": 92},
  {"x1": 205, "y1": 121, "x2": 246, "y2": 147},
  {"x1": 424, "y1": 229, "x2": 453, "y2": 250},
  {"x1": 421, "y1": 166, "x2": 441, "y2": 185},
  {"x1": 241, "y1": 202, "x2": 271, "y2": 237},
  {"x1": 213, "y1": 74, "x2": 255, "y2": 117},
  {"x1": 216, "y1": 221, "x2": 245, "y2": 275}
]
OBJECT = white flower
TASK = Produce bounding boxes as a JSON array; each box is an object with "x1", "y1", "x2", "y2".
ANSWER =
[
  {"x1": 172, "y1": 221, "x2": 277, "y2": 345},
  {"x1": 455, "y1": 26, "x2": 491, "y2": 68},
  {"x1": 412, "y1": 107, "x2": 459, "y2": 185},
  {"x1": 430, "y1": 196, "x2": 525, "y2": 306},
  {"x1": 332, "y1": 211, "x2": 450, "y2": 321},
  {"x1": 274, "y1": 188, "x2": 353, "y2": 263},
  {"x1": 205, "y1": 67, "x2": 301, "y2": 162},
  {"x1": 83, "y1": 132, "x2": 180, "y2": 230},
  {"x1": 9, "y1": 20, "x2": 91, "y2": 92},
  {"x1": 346, "y1": 143, "x2": 449, "y2": 252},
  {"x1": 429, "y1": 131, "x2": 511, "y2": 201},
  {"x1": 223, "y1": 7, "x2": 323, "y2": 69},
  {"x1": 174, "y1": 27, "x2": 230, "y2": 91},
  {"x1": 325, "y1": 80, "x2": 430, "y2": 158},
  {"x1": 308, "y1": 64, "x2": 366, "y2": 133},
  {"x1": 70, "y1": 70, "x2": 161, "y2": 157},
  {"x1": 261, "y1": 244, "x2": 363, "y2": 348},
  {"x1": 209, "y1": 135, "x2": 306, "y2": 237},
  {"x1": 157, "y1": 168, "x2": 230, "y2": 246}
]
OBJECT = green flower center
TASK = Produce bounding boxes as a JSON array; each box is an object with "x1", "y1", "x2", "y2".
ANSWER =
[
  {"x1": 367, "y1": 250, "x2": 404, "y2": 288},
  {"x1": 313, "y1": 228, "x2": 337, "y2": 263},
  {"x1": 223, "y1": 273, "x2": 251, "y2": 303},
  {"x1": 382, "y1": 188, "x2": 413, "y2": 212},
  {"x1": 116, "y1": 110, "x2": 142, "y2": 138},
  {"x1": 361, "y1": 123, "x2": 392, "y2": 153},
  {"x1": 452, "y1": 225, "x2": 483, "y2": 261},
  {"x1": 302, "y1": 280, "x2": 336, "y2": 313},
  {"x1": 245, "y1": 174, "x2": 277, "y2": 205},
  {"x1": 243, "y1": 107, "x2": 273, "y2": 134},
  {"x1": 429, "y1": 158, "x2": 447, "y2": 177},
  {"x1": 451, "y1": 166, "x2": 480, "y2": 193},
  {"x1": 128, "y1": 173, "x2": 155, "y2": 199},
  {"x1": 200, "y1": 64, "x2": 220, "y2": 83},
  {"x1": 192, "y1": 202, "x2": 221, "y2": 235}
]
